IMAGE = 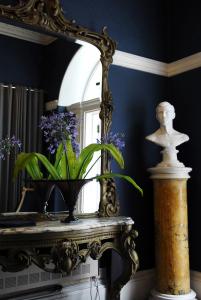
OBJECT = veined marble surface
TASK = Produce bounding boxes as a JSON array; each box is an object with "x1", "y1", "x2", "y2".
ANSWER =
[{"x1": 0, "y1": 216, "x2": 134, "y2": 235}]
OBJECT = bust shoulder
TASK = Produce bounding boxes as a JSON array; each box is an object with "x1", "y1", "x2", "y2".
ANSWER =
[{"x1": 146, "y1": 129, "x2": 189, "y2": 148}]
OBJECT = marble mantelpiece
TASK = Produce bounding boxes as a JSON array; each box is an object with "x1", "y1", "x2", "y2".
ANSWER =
[
  {"x1": 0, "y1": 215, "x2": 134, "y2": 236},
  {"x1": 0, "y1": 214, "x2": 138, "y2": 299}
]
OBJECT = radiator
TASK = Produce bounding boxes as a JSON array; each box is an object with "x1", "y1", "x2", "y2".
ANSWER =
[{"x1": 0, "y1": 258, "x2": 103, "y2": 299}]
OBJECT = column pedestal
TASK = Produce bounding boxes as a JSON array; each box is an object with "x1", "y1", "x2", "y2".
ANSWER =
[
  {"x1": 148, "y1": 167, "x2": 196, "y2": 300},
  {"x1": 150, "y1": 289, "x2": 196, "y2": 300}
]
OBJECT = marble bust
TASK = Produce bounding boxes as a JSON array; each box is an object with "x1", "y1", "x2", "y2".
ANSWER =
[{"x1": 146, "y1": 102, "x2": 189, "y2": 167}]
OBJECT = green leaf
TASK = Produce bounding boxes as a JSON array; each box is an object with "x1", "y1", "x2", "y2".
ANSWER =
[
  {"x1": 94, "y1": 173, "x2": 143, "y2": 196},
  {"x1": 13, "y1": 152, "x2": 61, "y2": 180},
  {"x1": 75, "y1": 143, "x2": 124, "y2": 179},
  {"x1": 65, "y1": 139, "x2": 77, "y2": 178},
  {"x1": 54, "y1": 141, "x2": 77, "y2": 179},
  {"x1": 33, "y1": 153, "x2": 61, "y2": 180},
  {"x1": 25, "y1": 157, "x2": 43, "y2": 180},
  {"x1": 60, "y1": 150, "x2": 68, "y2": 179},
  {"x1": 13, "y1": 153, "x2": 41, "y2": 179},
  {"x1": 54, "y1": 143, "x2": 63, "y2": 172}
]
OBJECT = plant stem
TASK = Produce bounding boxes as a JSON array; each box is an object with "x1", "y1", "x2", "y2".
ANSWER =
[
  {"x1": 83, "y1": 155, "x2": 102, "y2": 179},
  {"x1": 63, "y1": 142, "x2": 70, "y2": 179}
]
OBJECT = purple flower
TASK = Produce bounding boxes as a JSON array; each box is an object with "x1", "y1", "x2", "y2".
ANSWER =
[
  {"x1": 0, "y1": 136, "x2": 22, "y2": 160},
  {"x1": 98, "y1": 132, "x2": 125, "y2": 151},
  {"x1": 39, "y1": 112, "x2": 80, "y2": 155}
]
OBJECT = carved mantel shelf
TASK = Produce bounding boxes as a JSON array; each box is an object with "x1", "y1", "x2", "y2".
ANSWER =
[{"x1": 0, "y1": 215, "x2": 139, "y2": 299}]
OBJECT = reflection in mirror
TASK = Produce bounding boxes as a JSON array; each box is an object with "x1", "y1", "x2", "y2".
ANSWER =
[
  {"x1": 0, "y1": 21, "x2": 102, "y2": 214},
  {"x1": 58, "y1": 40, "x2": 102, "y2": 214}
]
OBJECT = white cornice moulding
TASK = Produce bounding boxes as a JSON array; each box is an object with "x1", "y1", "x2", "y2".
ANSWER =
[
  {"x1": 113, "y1": 50, "x2": 168, "y2": 76},
  {"x1": 167, "y1": 52, "x2": 201, "y2": 77},
  {"x1": 0, "y1": 21, "x2": 200, "y2": 77},
  {"x1": 113, "y1": 50, "x2": 201, "y2": 77},
  {"x1": 0, "y1": 22, "x2": 56, "y2": 45}
]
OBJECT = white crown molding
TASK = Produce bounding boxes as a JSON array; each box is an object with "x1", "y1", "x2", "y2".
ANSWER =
[
  {"x1": 167, "y1": 52, "x2": 201, "y2": 77},
  {"x1": 0, "y1": 22, "x2": 56, "y2": 45},
  {"x1": 0, "y1": 21, "x2": 200, "y2": 77},
  {"x1": 113, "y1": 50, "x2": 201, "y2": 77},
  {"x1": 113, "y1": 50, "x2": 168, "y2": 76}
]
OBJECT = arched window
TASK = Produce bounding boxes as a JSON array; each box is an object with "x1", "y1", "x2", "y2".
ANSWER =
[{"x1": 58, "y1": 41, "x2": 102, "y2": 213}]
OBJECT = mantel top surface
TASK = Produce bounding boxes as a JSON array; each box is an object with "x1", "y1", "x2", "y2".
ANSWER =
[{"x1": 0, "y1": 215, "x2": 133, "y2": 236}]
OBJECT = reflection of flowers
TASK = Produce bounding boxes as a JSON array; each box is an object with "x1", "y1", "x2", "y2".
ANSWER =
[
  {"x1": 98, "y1": 132, "x2": 125, "y2": 151},
  {"x1": 39, "y1": 112, "x2": 79, "y2": 156},
  {"x1": 0, "y1": 136, "x2": 21, "y2": 160}
]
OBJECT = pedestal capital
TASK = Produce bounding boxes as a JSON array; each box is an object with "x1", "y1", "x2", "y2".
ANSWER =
[{"x1": 148, "y1": 166, "x2": 192, "y2": 179}]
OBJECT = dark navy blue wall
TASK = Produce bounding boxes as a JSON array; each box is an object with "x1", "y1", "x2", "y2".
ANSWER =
[
  {"x1": 0, "y1": 0, "x2": 169, "y2": 270},
  {"x1": 0, "y1": 0, "x2": 18, "y2": 4},
  {"x1": 0, "y1": 0, "x2": 200, "y2": 273},
  {"x1": 110, "y1": 66, "x2": 168, "y2": 269},
  {"x1": 167, "y1": 0, "x2": 201, "y2": 271},
  {"x1": 1, "y1": 0, "x2": 168, "y2": 61},
  {"x1": 0, "y1": 33, "x2": 79, "y2": 100},
  {"x1": 43, "y1": 38, "x2": 80, "y2": 101},
  {"x1": 4, "y1": 0, "x2": 168, "y2": 270},
  {"x1": 168, "y1": 1, "x2": 201, "y2": 62},
  {"x1": 168, "y1": 68, "x2": 201, "y2": 271},
  {"x1": 61, "y1": 0, "x2": 168, "y2": 62},
  {"x1": 0, "y1": 34, "x2": 44, "y2": 88},
  {"x1": 2, "y1": 0, "x2": 201, "y2": 63}
]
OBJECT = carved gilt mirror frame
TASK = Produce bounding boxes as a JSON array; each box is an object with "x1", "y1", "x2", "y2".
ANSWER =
[{"x1": 0, "y1": 0, "x2": 120, "y2": 217}]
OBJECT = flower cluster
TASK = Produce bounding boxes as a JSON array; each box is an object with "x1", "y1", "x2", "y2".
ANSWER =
[
  {"x1": 39, "y1": 112, "x2": 79, "y2": 155},
  {"x1": 0, "y1": 136, "x2": 22, "y2": 160},
  {"x1": 14, "y1": 112, "x2": 143, "y2": 196},
  {"x1": 98, "y1": 132, "x2": 125, "y2": 151}
]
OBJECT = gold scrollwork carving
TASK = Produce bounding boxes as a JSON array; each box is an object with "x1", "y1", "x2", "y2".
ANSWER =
[
  {"x1": 0, "y1": 249, "x2": 32, "y2": 272},
  {"x1": 0, "y1": 225, "x2": 139, "y2": 300},
  {"x1": 110, "y1": 225, "x2": 139, "y2": 299},
  {"x1": 88, "y1": 240, "x2": 102, "y2": 260},
  {"x1": 99, "y1": 178, "x2": 120, "y2": 217},
  {"x1": 122, "y1": 226, "x2": 139, "y2": 275},
  {"x1": 52, "y1": 239, "x2": 79, "y2": 274}
]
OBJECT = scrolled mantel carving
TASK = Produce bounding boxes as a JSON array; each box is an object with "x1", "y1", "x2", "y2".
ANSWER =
[
  {"x1": 0, "y1": 222, "x2": 139, "y2": 299},
  {"x1": 52, "y1": 239, "x2": 79, "y2": 274},
  {"x1": 51, "y1": 225, "x2": 139, "y2": 299},
  {"x1": 121, "y1": 226, "x2": 139, "y2": 275},
  {"x1": 0, "y1": 0, "x2": 118, "y2": 217},
  {"x1": 0, "y1": 248, "x2": 32, "y2": 272}
]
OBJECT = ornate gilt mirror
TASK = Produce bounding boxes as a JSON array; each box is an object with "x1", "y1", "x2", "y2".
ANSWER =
[{"x1": 0, "y1": 0, "x2": 119, "y2": 217}]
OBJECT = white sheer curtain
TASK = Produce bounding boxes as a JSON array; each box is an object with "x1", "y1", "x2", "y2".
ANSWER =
[{"x1": 0, "y1": 84, "x2": 44, "y2": 212}]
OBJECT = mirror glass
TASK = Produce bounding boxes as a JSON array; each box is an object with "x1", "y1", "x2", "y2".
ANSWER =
[{"x1": 0, "y1": 21, "x2": 102, "y2": 214}]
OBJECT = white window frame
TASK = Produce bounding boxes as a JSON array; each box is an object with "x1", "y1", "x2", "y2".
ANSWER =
[{"x1": 68, "y1": 98, "x2": 101, "y2": 214}]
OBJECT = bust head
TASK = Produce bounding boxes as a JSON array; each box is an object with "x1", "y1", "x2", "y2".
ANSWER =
[{"x1": 156, "y1": 102, "x2": 175, "y2": 127}]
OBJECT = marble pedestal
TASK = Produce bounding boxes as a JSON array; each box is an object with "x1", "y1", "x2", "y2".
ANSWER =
[
  {"x1": 150, "y1": 289, "x2": 197, "y2": 300},
  {"x1": 148, "y1": 167, "x2": 196, "y2": 300}
]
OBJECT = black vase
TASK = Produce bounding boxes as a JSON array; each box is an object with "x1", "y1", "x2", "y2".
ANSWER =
[
  {"x1": 56, "y1": 179, "x2": 91, "y2": 223},
  {"x1": 30, "y1": 180, "x2": 56, "y2": 214}
]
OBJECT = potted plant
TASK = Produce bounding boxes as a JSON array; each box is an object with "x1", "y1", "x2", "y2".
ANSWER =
[{"x1": 13, "y1": 112, "x2": 142, "y2": 222}]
